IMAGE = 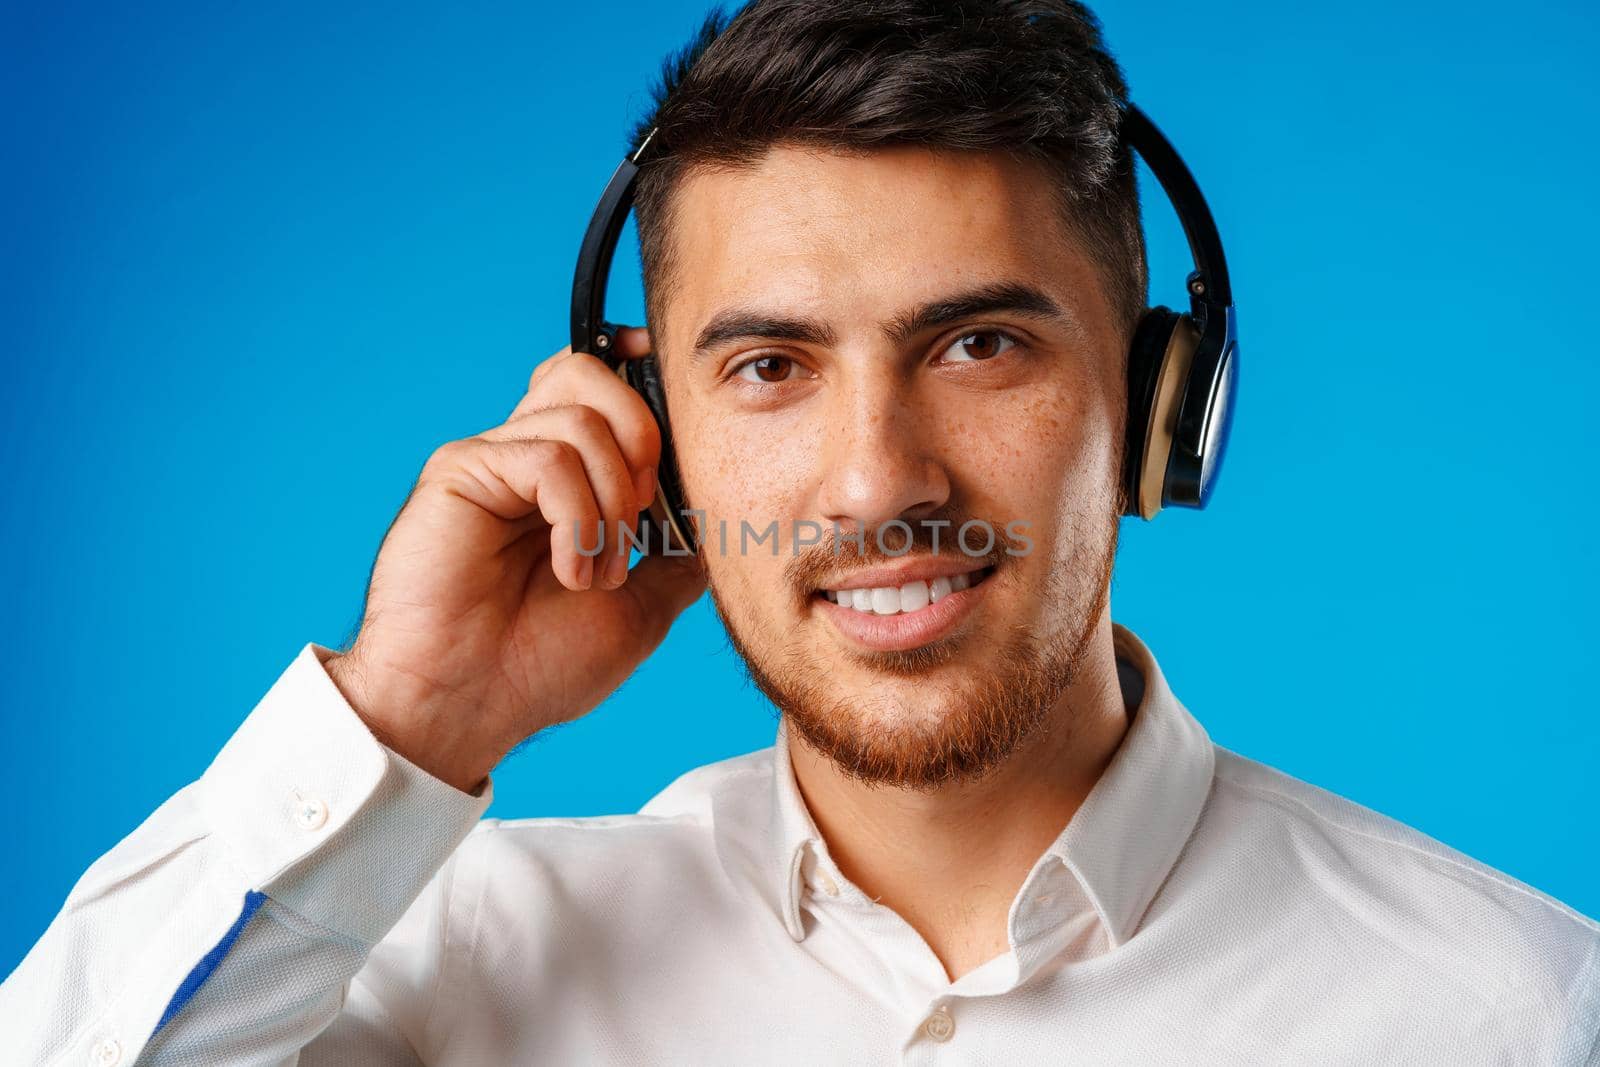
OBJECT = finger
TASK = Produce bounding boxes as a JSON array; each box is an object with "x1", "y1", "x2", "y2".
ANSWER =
[
  {"x1": 483, "y1": 405, "x2": 639, "y2": 589},
  {"x1": 527, "y1": 345, "x2": 576, "y2": 389},
  {"x1": 613, "y1": 325, "x2": 652, "y2": 360},
  {"x1": 510, "y1": 346, "x2": 578, "y2": 420},
  {"x1": 428, "y1": 437, "x2": 602, "y2": 591},
  {"x1": 509, "y1": 352, "x2": 663, "y2": 507}
]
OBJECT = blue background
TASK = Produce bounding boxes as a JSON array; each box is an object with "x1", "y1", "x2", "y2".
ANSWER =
[{"x1": 3, "y1": 0, "x2": 1596, "y2": 974}]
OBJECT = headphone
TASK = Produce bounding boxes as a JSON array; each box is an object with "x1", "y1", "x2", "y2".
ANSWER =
[{"x1": 571, "y1": 105, "x2": 1237, "y2": 552}]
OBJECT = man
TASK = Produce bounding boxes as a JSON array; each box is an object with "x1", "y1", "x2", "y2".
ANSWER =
[{"x1": 3, "y1": 0, "x2": 1596, "y2": 1063}]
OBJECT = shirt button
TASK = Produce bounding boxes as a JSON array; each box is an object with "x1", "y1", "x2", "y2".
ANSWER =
[
  {"x1": 923, "y1": 1006, "x2": 955, "y2": 1042},
  {"x1": 815, "y1": 871, "x2": 840, "y2": 897},
  {"x1": 91, "y1": 1037, "x2": 122, "y2": 1066},
  {"x1": 293, "y1": 794, "x2": 329, "y2": 831}
]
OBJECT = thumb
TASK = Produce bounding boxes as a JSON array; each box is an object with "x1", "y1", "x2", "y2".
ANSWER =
[{"x1": 623, "y1": 551, "x2": 707, "y2": 642}]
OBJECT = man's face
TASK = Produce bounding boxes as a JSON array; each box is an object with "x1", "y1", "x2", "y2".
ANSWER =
[{"x1": 655, "y1": 144, "x2": 1126, "y2": 790}]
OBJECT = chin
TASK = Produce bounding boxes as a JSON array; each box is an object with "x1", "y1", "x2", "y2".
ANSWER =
[
  {"x1": 731, "y1": 611, "x2": 1090, "y2": 791},
  {"x1": 702, "y1": 517, "x2": 1114, "y2": 788},
  {"x1": 778, "y1": 670, "x2": 1061, "y2": 791}
]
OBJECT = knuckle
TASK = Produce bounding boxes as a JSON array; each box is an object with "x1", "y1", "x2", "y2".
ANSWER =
[
  {"x1": 562, "y1": 403, "x2": 609, "y2": 438},
  {"x1": 613, "y1": 388, "x2": 662, "y2": 442},
  {"x1": 534, "y1": 437, "x2": 582, "y2": 470},
  {"x1": 528, "y1": 347, "x2": 572, "y2": 385},
  {"x1": 565, "y1": 351, "x2": 609, "y2": 375},
  {"x1": 622, "y1": 411, "x2": 663, "y2": 458},
  {"x1": 522, "y1": 361, "x2": 564, "y2": 402},
  {"x1": 421, "y1": 438, "x2": 468, "y2": 475},
  {"x1": 536, "y1": 349, "x2": 604, "y2": 389}
]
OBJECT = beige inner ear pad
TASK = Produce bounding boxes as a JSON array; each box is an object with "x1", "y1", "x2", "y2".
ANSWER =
[{"x1": 1138, "y1": 317, "x2": 1201, "y2": 520}]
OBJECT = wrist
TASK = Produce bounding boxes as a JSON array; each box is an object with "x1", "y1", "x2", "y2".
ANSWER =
[{"x1": 323, "y1": 651, "x2": 500, "y2": 795}]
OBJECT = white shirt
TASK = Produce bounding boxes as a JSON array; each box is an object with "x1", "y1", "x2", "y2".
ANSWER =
[{"x1": 3, "y1": 622, "x2": 1597, "y2": 1066}]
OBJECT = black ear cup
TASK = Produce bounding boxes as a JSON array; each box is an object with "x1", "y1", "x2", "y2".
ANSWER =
[
  {"x1": 1123, "y1": 306, "x2": 1201, "y2": 520},
  {"x1": 621, "y1": 355, "x2": 694, "y2": 550}
]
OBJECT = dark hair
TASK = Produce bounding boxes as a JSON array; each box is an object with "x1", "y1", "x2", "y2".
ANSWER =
[{"x1": 629, "y1": 0, "x2": 1146, "y2": 342}]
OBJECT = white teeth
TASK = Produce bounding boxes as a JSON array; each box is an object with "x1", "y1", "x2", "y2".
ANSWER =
[
  {"x1": 898, "y1": 580, "x2": 929, "y2": 613},
  {"x1": 826, "y1": 572, "x2": 988, "y2": 616}
]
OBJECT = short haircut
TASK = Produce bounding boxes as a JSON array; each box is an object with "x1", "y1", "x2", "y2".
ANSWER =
[{"x1": 628, "y1": 0, "x2": 1147, "y2": 346}]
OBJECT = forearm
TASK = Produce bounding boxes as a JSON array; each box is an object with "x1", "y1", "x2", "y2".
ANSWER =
[{"x1": 0, "y1": 643, "x2": 491, "y2": 1065}]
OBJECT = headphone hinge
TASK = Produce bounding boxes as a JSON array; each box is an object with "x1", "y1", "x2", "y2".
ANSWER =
[{"x1": 1185, "y1": 270, "x2": 1210, "y2": 331}]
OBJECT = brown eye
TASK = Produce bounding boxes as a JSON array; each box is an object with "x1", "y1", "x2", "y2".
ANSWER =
[
  {"x1": 943, "y1": 330, "x2": 1017, "y2": 362},
  {"x1": 737, "y1": 355, "x2": 798, "y2": 383}
]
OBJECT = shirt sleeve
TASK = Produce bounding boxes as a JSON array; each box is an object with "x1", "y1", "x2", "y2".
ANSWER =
[{"x1": 0, "y1": 643, "x2": 493, "y2": 1067}]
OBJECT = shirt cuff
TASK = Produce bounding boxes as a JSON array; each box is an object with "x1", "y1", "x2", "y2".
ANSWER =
[{"x1": 197, "y1": 642, "x2": 493, "y2": 945}]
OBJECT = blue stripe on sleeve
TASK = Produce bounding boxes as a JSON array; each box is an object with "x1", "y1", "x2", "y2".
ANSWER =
[{"x1": 151, "y1": 889, "x2": 269, "y2": 1036}]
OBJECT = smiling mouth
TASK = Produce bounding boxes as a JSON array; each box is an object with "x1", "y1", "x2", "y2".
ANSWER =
[{"x1": 813, "y1": 565, "x2": 997, "y2": 616}]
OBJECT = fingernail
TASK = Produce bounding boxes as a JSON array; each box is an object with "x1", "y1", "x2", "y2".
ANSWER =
[
  {"x1": 577, "y1": 554, "x2": 594, "y2": 590},
  {"x1": 604, "y1": 549, "x2": 630, "y2": 588},
  {"x1": 634, "y1": 467, "x2": 656, "y2": 512}
]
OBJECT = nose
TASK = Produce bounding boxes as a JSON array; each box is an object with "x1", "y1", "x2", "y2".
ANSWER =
[{"x1": 814, "y1": 364, "x2": 951, "y2": 531}]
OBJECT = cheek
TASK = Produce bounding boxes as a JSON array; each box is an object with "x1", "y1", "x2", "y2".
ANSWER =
[
  {"x1": 942, "y1": 377, "x2": 1119, "y2": 520},
  {"x1": 673, "y1": 407, "x2": 815, "y2": 604},
  {"x1": 675, "y1": 410, "x2": 812, "y2": 529}
]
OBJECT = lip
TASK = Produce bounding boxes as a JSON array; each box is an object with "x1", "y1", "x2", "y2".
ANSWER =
[
  {"x1": 815, "y1": 556, "x2": 990, "y2": 593},
  {"x1": 814, "y1": 567, "x2": 994, "y2": 653}
]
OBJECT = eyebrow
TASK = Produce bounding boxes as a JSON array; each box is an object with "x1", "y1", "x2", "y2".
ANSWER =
[{"x1": 689, "y1": 281, "x2": 1075, "y2": 363}]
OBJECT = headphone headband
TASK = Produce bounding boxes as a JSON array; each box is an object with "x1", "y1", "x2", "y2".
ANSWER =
[
  {"x1": 572, "y1": 106, "x2": 1232, "y2": 353},
  {"x1": 569, "y1": 157, "x2": 642, "y2": 360},
  {"x1": 1118, "y1": 105, "x2": 1232, "y2": 312}
]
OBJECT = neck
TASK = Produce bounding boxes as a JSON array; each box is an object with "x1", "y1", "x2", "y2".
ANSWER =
[{"x1": 786, "y1": 615, "x2": 1130, "y2": 982}]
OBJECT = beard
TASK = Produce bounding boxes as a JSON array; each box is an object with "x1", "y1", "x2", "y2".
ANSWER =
[{"x1": 703, "y1": 499, "x2": 1121, "y2": 793}]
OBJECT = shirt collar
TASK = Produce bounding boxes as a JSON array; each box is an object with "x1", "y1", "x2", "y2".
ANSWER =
[
  {"x1": 768, "y1": 711, "x2": 826, "y2": 942},
  {"x1": 765, "y1": 620, "x2": 1215, "y2": 948}
]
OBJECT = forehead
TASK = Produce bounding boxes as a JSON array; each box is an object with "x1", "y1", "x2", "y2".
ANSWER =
[{"x1": 663, "y1": 144, "x2": 1101, "y2": 340}]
